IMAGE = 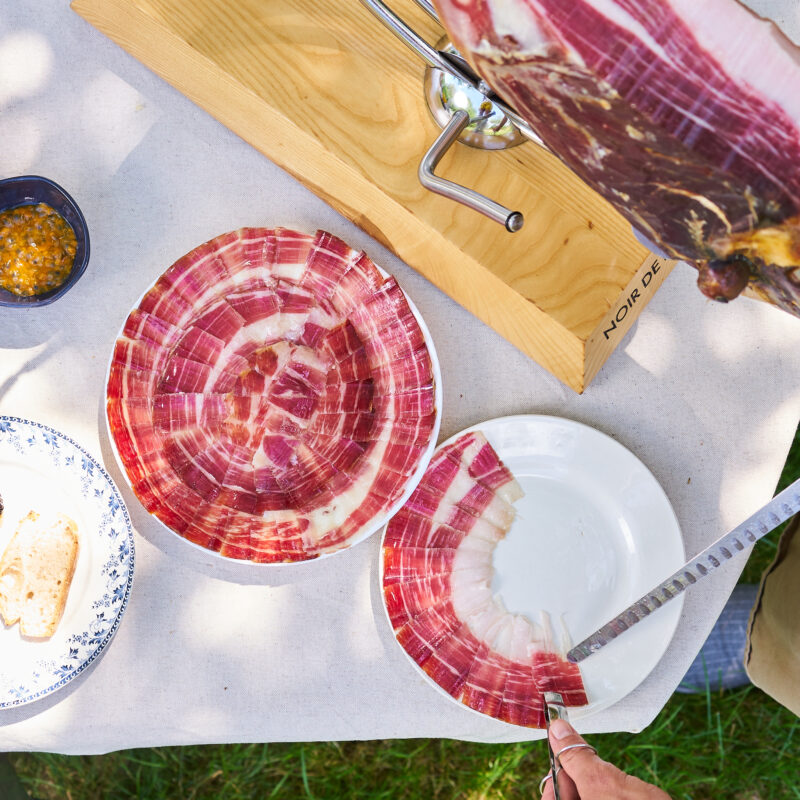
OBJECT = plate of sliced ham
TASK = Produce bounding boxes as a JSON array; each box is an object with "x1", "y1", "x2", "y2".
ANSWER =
[
  {"x1": 106, "y1": 228, "x2": 441, "y2": 562},
  {"x1": 381, "y1": 415, "x2": 684, "y2": 727}
]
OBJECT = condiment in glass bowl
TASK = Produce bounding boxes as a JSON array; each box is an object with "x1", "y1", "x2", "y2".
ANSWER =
[{"x1": 0, "y1": 202, "x2": 78, "y2": 296}]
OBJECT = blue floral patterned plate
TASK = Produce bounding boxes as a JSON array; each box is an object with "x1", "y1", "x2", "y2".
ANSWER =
[{"x1": 0, "y1": 417, "x2": 134, "y2": 708}]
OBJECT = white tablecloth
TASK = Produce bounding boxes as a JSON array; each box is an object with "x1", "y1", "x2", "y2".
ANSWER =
[{"x1": 1, "y1": 1, "x2": 799, "y2": 754}]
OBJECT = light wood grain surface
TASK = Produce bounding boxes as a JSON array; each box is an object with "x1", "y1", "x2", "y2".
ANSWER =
[{"x1": 72, "y1": 0, "x2": 676, "y2": 391}]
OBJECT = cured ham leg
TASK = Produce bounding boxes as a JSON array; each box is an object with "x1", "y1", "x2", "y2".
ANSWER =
[
  {"x1": 107, "y1": 228, "x2": 438, "y2": 562},
  {"x1": 434, "y1": 0, "x2": 800, "y2": 313}
]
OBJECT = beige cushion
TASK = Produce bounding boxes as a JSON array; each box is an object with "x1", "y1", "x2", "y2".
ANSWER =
[{"x1": 745, "y1": 513, "x2": 800, "y2": 716}]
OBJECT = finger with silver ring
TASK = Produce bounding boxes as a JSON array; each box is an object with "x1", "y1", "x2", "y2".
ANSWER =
[
  {"x1": 548, "y1": 719, "x2": 672, "y2": 799},
  {"x1": 547, "y1": 718, "x2": 606, "y2": 798},
  {"x1": 555, "y1": 743, "x2": 598, "y2": 761}
]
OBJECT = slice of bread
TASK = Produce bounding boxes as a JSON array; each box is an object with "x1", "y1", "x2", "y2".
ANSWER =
[
  {"x1": 0, "y1": 511, "x2": 32, "y2": 626},
  {"x1": 0, "y1": 511, "x2": 79, "y2": 638}
]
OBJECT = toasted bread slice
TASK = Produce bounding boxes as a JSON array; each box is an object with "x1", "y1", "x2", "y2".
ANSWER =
[
  {"x1": 0, "y1": 511, "x2": 35, "y2": 626},
  {"x1": 0, "y1": 511, "x2": 79, "y2": 638}
]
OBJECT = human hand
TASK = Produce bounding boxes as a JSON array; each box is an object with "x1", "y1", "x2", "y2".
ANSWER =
[{"x1": 540, "y1": 719, "x2": 671, "y2": 800}]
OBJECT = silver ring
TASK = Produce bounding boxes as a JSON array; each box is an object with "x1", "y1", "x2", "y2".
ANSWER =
[
  {"x1": 538, "y1": 766, "x2": 562, "y2": 796},
  {"x1": 554, "y1": 742, "x2": 598, "y2": 761}
]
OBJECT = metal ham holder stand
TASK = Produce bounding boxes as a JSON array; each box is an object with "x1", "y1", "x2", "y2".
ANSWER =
[
  {"x1": 363, "y1": 1, "x2": 676, "y2": 256},
  {"x1": 360, "y1": 0, "x2": 548, "y2": 233}
]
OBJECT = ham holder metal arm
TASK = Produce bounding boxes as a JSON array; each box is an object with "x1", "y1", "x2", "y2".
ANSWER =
[{"x1": 360, "y1": 0, "x2": 542, "y2": 232}]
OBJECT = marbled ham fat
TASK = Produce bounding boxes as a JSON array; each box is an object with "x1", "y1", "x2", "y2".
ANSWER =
[
  {"x1": 107, "y1": 228, "x2": 437, "y2": 561},
  {"x1": 434, "y1": 0, "x2": 800, "y2": 314},
  {"x1": 382, "y1": 431, "x2": 587, "y2": 728}
]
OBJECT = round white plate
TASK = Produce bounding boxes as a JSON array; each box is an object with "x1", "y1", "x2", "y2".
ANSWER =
[
  {"x1": 0, "y1": 417, "x2": 134, "y2": 708},
  {"x1": 105, "y1": 245, "x2": 442, "y2": 564},
  {"x1": 382, "y1": 414, "x2": 684, "y2": 722}
]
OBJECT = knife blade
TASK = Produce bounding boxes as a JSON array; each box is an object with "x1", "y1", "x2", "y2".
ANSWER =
[{"x1": 567, "y1": 476, "x2": 800, "y2": 663}]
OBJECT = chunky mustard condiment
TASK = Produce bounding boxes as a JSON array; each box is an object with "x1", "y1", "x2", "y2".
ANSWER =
[{"x1": 0, "y1": 203, "x2": 77, "y2": 296}]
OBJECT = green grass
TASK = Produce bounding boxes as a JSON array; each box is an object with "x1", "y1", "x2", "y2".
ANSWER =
[{"x1": 9, "y1": 427, "x2": 800, "y2": 800}]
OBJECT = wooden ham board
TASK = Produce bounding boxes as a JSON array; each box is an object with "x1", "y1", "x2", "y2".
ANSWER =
[{"x1": 72, "y1": 0, "x2": 676, "y2": 393}]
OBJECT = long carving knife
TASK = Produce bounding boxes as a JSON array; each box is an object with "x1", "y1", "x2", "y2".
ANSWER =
[{"x1": 567, "y1": 477, "x2": 800, "y2": 663}]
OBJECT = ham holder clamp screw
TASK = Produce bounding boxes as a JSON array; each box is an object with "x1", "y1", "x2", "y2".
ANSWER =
[{"x1": 361, "y1": 0, "x2": 547, "y2": 232}]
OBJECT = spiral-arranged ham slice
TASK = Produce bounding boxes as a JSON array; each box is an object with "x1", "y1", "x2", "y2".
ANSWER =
[
  {"x1": 383, "y1": 430, "x2": 587, "y2": 727},
  {"x1": 107, "y1": 228, "x2": 439, "y2": 561}
]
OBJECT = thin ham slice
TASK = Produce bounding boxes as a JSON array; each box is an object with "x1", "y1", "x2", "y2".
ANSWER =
[
  {"x1": 383, "y1": 547, "x2": 457, "y2": 585},
  {"x1": 461, "y1": 645, "x2": 515, "y2": 718},
  {"x1": 422, "y1": 623, "x2": 483, "y2": 697},
  {"x1": 384, "y1": 574, "x2": 452, "y2": 628},
  {"x1": 122, "y1": 309, "x2": 182, "y2": 350},
  {"x1": 395, "y1": 603, "x2": 462, "y2": 666}
]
